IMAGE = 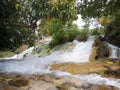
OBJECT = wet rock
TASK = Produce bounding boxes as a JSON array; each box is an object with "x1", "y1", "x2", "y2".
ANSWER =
[
  {"x1": 103, "y1": 64, "x2": 120, "y2": 78},
  {"x1": 90, "y1": 36, "x2": 110, "y2": 61},
  {"x1": 89, "y1": 47, "x2": 97, "y2": 61},
  {"x1": 8, "y1": 76, "x2": 28, "y2": 87},
  {"x1": 9, "y1": 79, "x2": 29, "y2": 87},
  {"x1": 0, "y1": 73, "x2": 119, "y2": 90},
  {"x1": 89, "y1": 84, "x2": 118, "y2": 90},
  {"x1": 51, "y1": 62, "x2": 106, "y2": 74}
]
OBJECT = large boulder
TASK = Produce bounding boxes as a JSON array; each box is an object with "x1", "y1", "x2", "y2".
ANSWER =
[
  {"x1": 90, "y1": 36, "x2": 110, "y2": 61},
  {"x1": 51, "y1": 62, "x2": 107, "y2": 74}
]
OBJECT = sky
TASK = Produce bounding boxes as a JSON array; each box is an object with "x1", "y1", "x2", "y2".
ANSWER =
[
  {"x1": 73, "y1": 14, "x2": 102, "y2": 29},
  {"x1": 73, "y1": 14, "x2": 85, "y2": 29}
]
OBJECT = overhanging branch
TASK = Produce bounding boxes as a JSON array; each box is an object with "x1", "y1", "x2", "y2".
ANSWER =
[{"x1": 0, "y1": 19, "x2": 38, "y2": 28}]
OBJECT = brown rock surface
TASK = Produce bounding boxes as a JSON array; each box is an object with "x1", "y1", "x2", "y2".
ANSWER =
[
  {"x1": 0, "y1": 73, "x2": 119, "y2": 90},
  {"x1": 51, "y1": 62, "x2": 107, "y2": 74}
]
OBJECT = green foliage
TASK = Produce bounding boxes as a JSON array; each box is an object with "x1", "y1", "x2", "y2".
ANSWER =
[
  {"x1": 77, "y1": 0, "x2": 120, "y2": 18},
  {"x1": 105, "y1": 15, "x2": 120, "y2": 37},
  {"x1": 65, "y1": 30, "x2": 81, "y2": 41},
  {"x1": 47, "y1": 18, "x2": 63, "y2": 35},
  {"x1": 90, "y1": 29, "x2": 105, "y2": 36},
  {"x1": 51, "y1": 31, "x2": 67, "y2": 45},
  {"x1": 76, "y1": 0, "x2": 120, "y2": 46},
  {"x1": 0, "y1": 0, "x2": 77, "y2": 50},
  {"x1": 47, "y1": 18, "x2": 88, "y2": 46},
  {"x1": 53, "y1": 44, "x2": 63, "y2": 51},
  {"x1": 99, "y1": 16, "x2": 113, "y2": 26},
  {"x1": 47, "y1": 19, "x2": 81, "y2": 45}
]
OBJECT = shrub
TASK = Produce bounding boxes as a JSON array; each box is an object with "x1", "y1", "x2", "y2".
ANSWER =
[
  {"x1": 47, "y1": 18, "x2": 89, "y2": 46},
  {"x1": 90, "y1": 28, "x2": 105, "y2": 36}
]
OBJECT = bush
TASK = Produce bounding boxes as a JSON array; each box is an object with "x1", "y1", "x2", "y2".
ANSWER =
[
  {"x1": 47, "y1": 18, "x2": 89, "y2": 46},
  {"x1": 90, "y1": 28, "x2": 105, "y2": 36},
  {"x1": 64, "y1": 30, "x2": 80, "y2": 41},
  {"x1": 51, "y1": 31, "x2": 68, "y2": 45}
]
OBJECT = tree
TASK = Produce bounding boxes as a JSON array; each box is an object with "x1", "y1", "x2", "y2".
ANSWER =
[
  {"x1": 76, "y1": 0, "x2": 120, "y2": 47},
  {"x1": 0, "y1": 0, "x2": 77, "y2": 50},
  {"x1": 76, "y1": 0, "x2": 120, "y2": 18}
]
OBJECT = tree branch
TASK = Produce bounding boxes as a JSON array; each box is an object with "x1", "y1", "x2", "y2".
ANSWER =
[{"x1": 0, "y1": 19, "x2": 38, "y2": 28}]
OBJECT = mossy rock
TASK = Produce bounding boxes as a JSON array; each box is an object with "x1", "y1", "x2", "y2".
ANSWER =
[
  {"x1": 89, "y1": 47, "x2": 97, "y2": 61},
  {"x1": 38, "y1": 49, "x2": 50, "y2": 57},
  {"x1": 52, "y1": 44, "x2": 64, "y2": 51},
  {"x1": 51, "y1": 62, "x2": 107, "y2": 75},
  {"x1": 90, "y1": 36, "x2": 111, "y2": 61},
  {"x1": 0, "y1": 51, "x2": 15, "y2": 58}
]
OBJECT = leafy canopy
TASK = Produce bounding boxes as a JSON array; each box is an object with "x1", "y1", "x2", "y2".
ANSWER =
[
  {"x1": 77, "y1": 0, "x2": 120, "y2": 18},
  {"x1": 0, "y1": 0, "x2": 77, "y2": 50},
  {"x1": 76, "y1": 0, "x2": 120, "y2": 46}
]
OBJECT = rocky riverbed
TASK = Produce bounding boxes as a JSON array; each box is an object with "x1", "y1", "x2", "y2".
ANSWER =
[{"x1": 0, "y1": 73, "x2": 119, "y2": 90}]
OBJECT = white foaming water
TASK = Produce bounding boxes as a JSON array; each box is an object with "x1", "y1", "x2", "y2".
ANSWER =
[
  {"x1": 0, "y1": 39, "x2": 94, "y2": 74},
  {"x1": 76, "y1": 74, "x2": 120, "y2": 89},
  {"x1": 0, "y1": 47, "x2": 34, "y2": 60},
  {"x1": 108, "y1": 43, "x2": 120, "y2": 58}
]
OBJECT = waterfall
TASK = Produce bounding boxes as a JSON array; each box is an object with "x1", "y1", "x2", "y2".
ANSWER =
[
  {"x1": 0, "y1": 40, "x2": 94, "y2": 74},
  {"x1": 0, "y1": 36, "x2": 120, "y2": 89},
  {"x1": 0, "y1": 36, "x2": 119, "y2": 74},
  {"x1": 108, "y1": 43, "x2": 120, "y2": 58}
]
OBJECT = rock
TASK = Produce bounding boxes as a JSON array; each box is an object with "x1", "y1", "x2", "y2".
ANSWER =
[
  {"x1": 51, "y1": 62, "x2": 106, "y2": 74},
  {"x1": 103, "y1": 64, "x2": 120, "y2": 78},
  {"x1": 90, "y1": 36, "x2": 110, "y2": 60},
  {"x1": 96, "y1": 43, "x2": 110, "y2": 58},
  {"x1": 5, "y1": 86, "x2": 21, "y2": 90},
  {"x1": 9, "y1": 79, "x2": 29, "y2": 87},
  {"x1": 75, "y1": 34, "x2": 88, "y2": 42},
  {"x1": 28, "y1": 80, "x2": 55, "y2": 90},
  {"x1": 47, "y1": 86, "x2": 58, "y2": 90},
  {"x1": 16, "y1": 44, "x2": 29, "y2": 54},
  {"x1": 89, "y1": 84, "x2": 118, "y2": 90},
  {"x1": 92, "y1": 36, "x2": 103, "y2": 47},
  {"x1": 89, "y1": 47, "x2": 97, "y2": 61},
  {"x1": 0, "y1": 73, "x2": 119, "y2": 90}
]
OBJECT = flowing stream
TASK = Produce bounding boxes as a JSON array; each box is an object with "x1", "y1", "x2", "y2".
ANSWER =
[{"x1": 0, "y1": 36, "x2": 120, "y2": 89}]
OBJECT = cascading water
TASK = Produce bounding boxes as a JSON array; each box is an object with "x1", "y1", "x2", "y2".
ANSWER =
[
  {"x1": 0, "y1": 36, "x2": 120, "y2": 89},
  {"x1": 108, "y1": 43, "x2": 120, "y2": 58},
  {"x1": 0, "y1": 36, "x2": 96, "y2": 74}
]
